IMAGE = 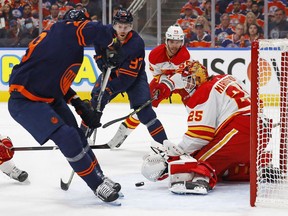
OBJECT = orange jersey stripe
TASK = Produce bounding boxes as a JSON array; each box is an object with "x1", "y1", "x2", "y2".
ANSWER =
[
  {"x1": 9, "y1": 84, "x2": 54, "y2": 103},
  {"x1": 150, "y1": 126, "x2": 164, "y2": 136},
  {"x1": 77, "y1": 159, "x2": 97, "y2": 177},
  {"x1": 76, "y1": 21, "x2": 89, "y2": 46},
  {"x1": 118, "y1": 68, "x2": 138, "y2": 77}
]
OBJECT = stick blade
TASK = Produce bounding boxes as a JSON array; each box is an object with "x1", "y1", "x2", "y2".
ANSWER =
[
  {"x1": 60, "y1": 179, "x2": 70, "y2": 191},
  {"x1": 91, "y1": 144, "x2": 111, "y2": 149}
]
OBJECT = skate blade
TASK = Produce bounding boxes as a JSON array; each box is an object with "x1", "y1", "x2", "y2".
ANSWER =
[
  {"x1": 106, "y1": 200, "x2": 122, "y2": 206},
  {"x1": 169, "y1": 185, "x2": 208, "y2": 195}
]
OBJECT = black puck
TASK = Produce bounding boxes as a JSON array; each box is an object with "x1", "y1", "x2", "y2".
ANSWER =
[{"x1": 135, "y1": 181, "x2": 145, "y2": 187}]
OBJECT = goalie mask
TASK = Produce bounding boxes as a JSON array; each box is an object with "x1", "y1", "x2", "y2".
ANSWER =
[{"x1": 178, "y1": 61, "x2": 208, "y2": 93}]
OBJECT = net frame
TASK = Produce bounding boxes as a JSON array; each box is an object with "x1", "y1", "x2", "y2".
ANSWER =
[{"x1": 251, "y1": 39, "x2": 288, "y2": 207}]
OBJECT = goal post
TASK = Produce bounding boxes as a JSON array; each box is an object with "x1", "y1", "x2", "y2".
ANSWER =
[{"x1": 250, "y1": 39, "x2": 288, "y2": 207}]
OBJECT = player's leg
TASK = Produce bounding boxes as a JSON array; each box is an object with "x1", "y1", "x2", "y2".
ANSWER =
[
  {"x1": 107, "y1": 114, "x2": 139, "y2": 148},
  {"x1": 53, "y1": 99, "x2": 121, "y2": 195},
  {"x1": 8, "y1": 96, "x2": 119, "y2": 202},
  {"x1": 129, "y1": 79, "x2": 167, "y2": 144},
  {"x1": 193, "y1": 115, "x2": 250, "y2": 182},
  {"x1": 107, "y1": 78, "x2": 159, "y2": 148}
]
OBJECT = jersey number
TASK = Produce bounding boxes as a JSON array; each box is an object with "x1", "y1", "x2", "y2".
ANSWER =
[
  {"x1": 188, "y1": 110, "x2": 203, "y2": 122},
  {"x1": 226, "y1": 83, "x2": 250, "y2": 109},
  {"x1": 22, "y1": 32, "x2": 48, "y2": 63}
]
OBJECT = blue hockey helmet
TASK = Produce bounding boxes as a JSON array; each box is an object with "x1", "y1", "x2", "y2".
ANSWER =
[
  {"x1": 113, "y1": 8, "x2": 133, "y2": 24},
  {"x1": 63, "y1": 9, "x2": 90, "y2": 21}
]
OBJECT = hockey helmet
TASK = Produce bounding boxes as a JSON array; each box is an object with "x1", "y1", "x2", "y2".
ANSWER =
[
  {"x1": 165, "y1": 24, "x2": 185, "y2": 46},
  {"x1": 178, "y1": 60, "x2": 208, "y2": 92},
  {"x1": 113, "y1": 8, "x2": 133, "y2": 24},
  {"x1": 63, "y1": 9, "x2": 90, "y2": 21}
]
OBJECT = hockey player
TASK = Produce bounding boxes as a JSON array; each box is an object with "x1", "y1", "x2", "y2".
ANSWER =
[
  {"x1": 0, "y1": 135, "x2": 28, "y2": 182},
  {"x1": 82, "y1": 8, "x2": 168, "y2": 147},
  {"x1": 107, "y1": 24, "x2": 192, "y2": 148},
  {"x1": 141, "y1": 61, "x2": 251, "y2": 195},
  {"x1": 8, "y1": 9, "x2": 121, "y2": 203}
]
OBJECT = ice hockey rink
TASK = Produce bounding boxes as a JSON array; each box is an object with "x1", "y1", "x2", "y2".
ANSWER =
[{"x1": 0, "y1": 102, "x2": 287, "y2": 216}]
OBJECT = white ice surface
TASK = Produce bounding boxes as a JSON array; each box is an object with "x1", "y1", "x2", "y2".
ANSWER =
[{"x1": 0, "y1": 102, "x2": 287, "y2": 216}]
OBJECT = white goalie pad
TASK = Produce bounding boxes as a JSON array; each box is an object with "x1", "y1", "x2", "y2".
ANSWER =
[
  {"x1": 168, "y1": 157, "x2": 197, "y2": 187},
  {"x1": 141, "y1": 153, "x2": 167, "y2": 182}
]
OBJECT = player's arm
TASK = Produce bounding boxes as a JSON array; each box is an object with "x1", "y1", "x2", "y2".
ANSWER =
[
  {"x1": 103, "y1": 55, "x2": 143, "y2": 95},
  {"x1": 151, "y1": 69, "x2": 186, "y2": 107},
  {"x1": 80, "y1": 22, "x2": 114, "y2": 48}
]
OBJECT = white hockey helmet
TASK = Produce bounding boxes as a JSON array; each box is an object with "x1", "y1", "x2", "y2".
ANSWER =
[{"x1": 165, "y1": 24, "x2": 185, "y2": 46}]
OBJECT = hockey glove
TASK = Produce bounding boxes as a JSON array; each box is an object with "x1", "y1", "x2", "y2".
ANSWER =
[
  {"x1": 106, "y1": 38, "x2": 121, "y2": 67},
  {"x1": 71, "y1": 97, "x2": 102, "y2": 128},
  {"x1": 152, "y1": 81, "x2": 173, "y2": 107},
  {"x1": 106, "y1": 48, "x2": 120, "y2": 67},
  {"x1": 0, "y1": 135, "x2": 14, "y2": 162},
  {"x1": 94, "y1": 55, "x2": 108, "y2": 73}
]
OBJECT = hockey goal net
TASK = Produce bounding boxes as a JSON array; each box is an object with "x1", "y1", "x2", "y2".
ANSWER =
[{"x1": 251, "y1": 39, "x2": 288, "y2": 207}]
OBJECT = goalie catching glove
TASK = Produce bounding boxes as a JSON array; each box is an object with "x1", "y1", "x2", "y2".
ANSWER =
[
  {"x1": 71, "y1": 96, "x2": 102, "y2": 128},
  {"x1": 0, "y1": 135, "x2": 14, "y2": 162}
]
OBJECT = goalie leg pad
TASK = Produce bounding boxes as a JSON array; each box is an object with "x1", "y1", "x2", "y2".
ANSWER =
[{"x1": 169, "y1": 159, "x2": 217, "y2": 190}]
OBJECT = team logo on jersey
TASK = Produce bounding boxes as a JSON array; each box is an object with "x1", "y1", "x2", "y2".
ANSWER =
[
  {"x1": 51, "y1": 117, "x2": 59, "y2": 124},
  {"x1": 60, "y1": 64, "x2": 80, "y2": 95}
]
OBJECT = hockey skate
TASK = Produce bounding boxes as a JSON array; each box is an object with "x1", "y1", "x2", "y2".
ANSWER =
[
  {"x1": 95, "y1": 179, "x2": 120, "y2": 203},
  {"x1": 107, "y1": 122, "x2": 133, "y2": 148},
  {"x1": 4, "y1": 166, "x2": 28, "y2": 182},
  {"x1": 103, "y1": 176, "x2": 121, "y2": 192},
  {"x1": 170, "y1": 180, "x2": 211, "y2": 195}
]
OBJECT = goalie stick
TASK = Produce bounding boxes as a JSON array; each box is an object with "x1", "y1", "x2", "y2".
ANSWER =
[{"x1": 102, "y1": 93, "x2": 158, "y2": 128}]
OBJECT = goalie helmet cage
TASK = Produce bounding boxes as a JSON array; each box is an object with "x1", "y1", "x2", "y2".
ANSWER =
[{"x1": 250, "y1": 39, "x2": 288, "y2": 207}]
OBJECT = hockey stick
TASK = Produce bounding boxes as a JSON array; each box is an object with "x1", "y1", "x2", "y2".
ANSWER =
[
  {"x1": 89, "y1": 66, "x2": 114, "y2": 144},
  {"x1": 12, "y1": 143, "x2": 110, "y2": 151},
  {"x1": 60, "y1": 67, "x2": 113, "y2": 191},
  {"x1": 102, "y1": 93, "x2": 158, "y2": 128}
]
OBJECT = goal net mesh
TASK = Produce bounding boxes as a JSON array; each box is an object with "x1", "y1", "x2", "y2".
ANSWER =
[{"x1": 251, "y1": 39, "x2": 288, "y2": 207}]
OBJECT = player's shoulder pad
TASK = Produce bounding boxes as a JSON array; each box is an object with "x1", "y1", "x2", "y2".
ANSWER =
[
  {"x1": 172, "y1": 46, "x2": 190, "y2": 65},
  {"x1": 149, "y1": 44, "x2": 166, "y2": 64}
]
